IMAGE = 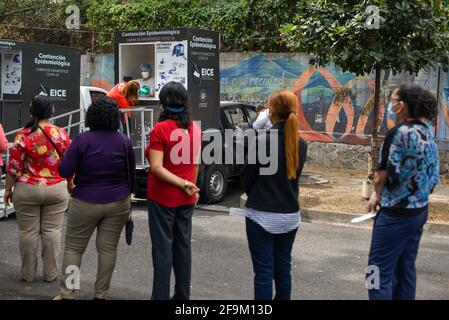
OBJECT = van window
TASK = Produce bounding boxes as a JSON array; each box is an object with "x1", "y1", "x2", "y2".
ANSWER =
[
  {"x1": 245, "y1": 107, "x2": 258, "y2": 123},
  {"x1": 224, "y1": 107, "x2": 247, "y2": 129},
  {"x1": 90, "y1": 90, "x2": 106, "y2": 102}
]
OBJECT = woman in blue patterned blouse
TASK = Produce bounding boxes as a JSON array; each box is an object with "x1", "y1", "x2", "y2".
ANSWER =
[{"x1": 366, "y1": 84, "x2": 440, "y2": 300}]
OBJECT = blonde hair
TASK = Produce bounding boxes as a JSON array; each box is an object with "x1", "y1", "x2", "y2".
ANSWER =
[{"x1": 267, "y1": 91, "x2": 299, "y2": 179}]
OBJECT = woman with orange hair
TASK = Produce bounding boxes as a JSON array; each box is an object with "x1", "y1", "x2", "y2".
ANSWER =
[
  {"x1": 107, "y1": 80, "x2": 140, "y2": 130},
  {"x1": 241, "y1": 90, "x2": 308, "y2": 300}
]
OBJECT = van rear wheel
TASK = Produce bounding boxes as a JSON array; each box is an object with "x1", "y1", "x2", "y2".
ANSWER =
[{"x1": 199, "y1": 165, "x2": 228, "y2": 204}]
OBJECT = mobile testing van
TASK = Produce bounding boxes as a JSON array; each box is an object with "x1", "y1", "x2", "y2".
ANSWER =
[
  {"x1": 115, "y1": 28, "x2": 220, "y2": 128},
  {"x1": 114, "y1": 28, "x2": 221, "y2": 200}
]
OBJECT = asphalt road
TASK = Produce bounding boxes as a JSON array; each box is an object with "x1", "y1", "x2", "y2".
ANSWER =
[{"x1": 0, "y1": 202, "x2": 448, "y2": 300}]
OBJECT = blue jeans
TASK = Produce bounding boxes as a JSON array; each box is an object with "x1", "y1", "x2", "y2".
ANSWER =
[
  {"x1": 367, "y1": 207, "x2": 428, "y2": 300},
  {"x1": 245, "y1": 217, "x2": 298, "y2": 300}
]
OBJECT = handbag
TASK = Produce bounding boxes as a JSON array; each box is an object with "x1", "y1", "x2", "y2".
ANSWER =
[
  {"x1": 125, "y1": 218, "x2": 134, "y2": 246},
  {"x1": 123, "y1": 133, "x2": 134, "y2": 245}
]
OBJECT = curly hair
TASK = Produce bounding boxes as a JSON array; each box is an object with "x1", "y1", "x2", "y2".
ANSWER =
[
  {"x1": 158, "y1": 81, "x2": 191, "y2": 129},
  {"x1": 86, "y1": 96, "x2": 120, "y2": 131},
  {"x1": 396, "y1": 84, "x2": 437, "y2": 122}
]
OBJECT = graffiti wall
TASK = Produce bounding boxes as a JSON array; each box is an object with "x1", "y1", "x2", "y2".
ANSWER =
[
  {"x1": 221, "y1": 53, "x2": 448, "y2": 145},
  {"x1": 437, "y1": 72, "x2": 449, "y2": 143},
  {"x1": 81, "y1": 52, "x2": 449, "y2": 147}
]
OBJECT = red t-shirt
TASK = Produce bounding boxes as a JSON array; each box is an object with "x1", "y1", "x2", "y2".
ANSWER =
[{"x1": 146, "y1": 120, "x2": 201, "y2": 208}]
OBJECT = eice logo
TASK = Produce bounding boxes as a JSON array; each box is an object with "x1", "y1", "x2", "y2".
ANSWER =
[
  {"x1": 201, "y1": 68, "x2": 214, "y2": 77},
  {"x1": 50, "y1": 89, "x2": 67, "y2": 98}
]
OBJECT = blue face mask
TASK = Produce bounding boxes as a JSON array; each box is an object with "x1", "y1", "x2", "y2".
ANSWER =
[{"x1": 387, "y1": 102, "x2": 398, "y2": 122}]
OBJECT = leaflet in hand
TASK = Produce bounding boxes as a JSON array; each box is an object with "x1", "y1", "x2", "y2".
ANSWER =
[{"x1": 351, "y1": 212, "x2": 377, "y2": 223}]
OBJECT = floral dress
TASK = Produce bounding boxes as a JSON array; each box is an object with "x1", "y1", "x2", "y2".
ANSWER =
[{"x1": 7, "y1": 125, "x2": 71, "y2": 186}]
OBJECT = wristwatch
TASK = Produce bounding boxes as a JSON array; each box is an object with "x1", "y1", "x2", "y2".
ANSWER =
[{"x1": 184, "y1": 180, "x2": 189, "y2": 189}]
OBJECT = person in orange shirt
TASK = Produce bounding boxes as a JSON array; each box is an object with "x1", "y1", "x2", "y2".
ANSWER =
[
  {"x1": 0, "y1": 123, "x2": 9, "y2": 174},
  {"x1": 107, "y1": 80, "x2": 140, "y2": 131}
]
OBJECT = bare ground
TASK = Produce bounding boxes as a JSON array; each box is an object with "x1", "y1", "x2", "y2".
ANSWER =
[{"x1": 301, "y1": 166, "x2": 449, "y2": 223}]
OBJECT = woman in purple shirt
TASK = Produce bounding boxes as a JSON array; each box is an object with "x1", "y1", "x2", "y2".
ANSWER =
[{"x1": 52, "y1": 97, "x2": 135, "y2": 300}]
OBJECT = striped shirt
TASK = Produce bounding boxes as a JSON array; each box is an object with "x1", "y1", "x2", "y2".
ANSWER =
[{"x1": 246, "y1": 207, "x2": 301, "y2": 234}]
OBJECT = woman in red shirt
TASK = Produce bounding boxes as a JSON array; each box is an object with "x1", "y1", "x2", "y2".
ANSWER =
[
  {"x1": 0, "y1": 123, "x2": 9, "y2": 174},
  {"x1": 145, "y1": 81, "x2": 201, "y2": 300},
  {"x1": 4, "y1": 95, "x2": 71, "y2": 283}
]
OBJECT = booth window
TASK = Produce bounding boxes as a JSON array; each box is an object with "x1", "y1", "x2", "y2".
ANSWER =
[{"x1": 119, "y1": 43, "x2": 155, "y2": 100}]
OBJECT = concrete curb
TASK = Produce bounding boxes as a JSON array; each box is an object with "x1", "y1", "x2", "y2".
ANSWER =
[
  {"x1": 195, "y1": 205, "x2": 449, "y2": 236},
  {"x1": 301, "y1": 209, "x2": 449, "y2": 236}
]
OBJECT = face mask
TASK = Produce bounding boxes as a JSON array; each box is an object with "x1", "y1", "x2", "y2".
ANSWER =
[
  {"x1": 387, "y1": 102, "x2": 399, "y2": 122},
  {"x1": 141, "y1": 72, "x2": 150, "y2": 79}
]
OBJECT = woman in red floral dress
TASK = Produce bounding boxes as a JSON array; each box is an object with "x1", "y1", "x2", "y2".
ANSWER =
[{"x1": 4, "y1": 95, "x2": 71, "y2": 283}]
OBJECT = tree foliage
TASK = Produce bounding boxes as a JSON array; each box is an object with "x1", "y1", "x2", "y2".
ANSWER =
[
  {"x1": 1, "y1": 0, "x2": 298, "y2": 53},
  {"x1": 280, "y1": 0, "x2": 449, "y2": 179},
  {"x1": 86, "y1": 0, "x2": 297, "y2": 52},
  {"x1": 280, "y1": 0, "x2": 449, "y2": 75},
  {"x1": 0, "y1": 0, "x2": 91, "y2": 50}
]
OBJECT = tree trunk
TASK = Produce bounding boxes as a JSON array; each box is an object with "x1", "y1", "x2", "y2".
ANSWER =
[{"x1": 368, "y1": 64, "x2": 382, "y2": 181}]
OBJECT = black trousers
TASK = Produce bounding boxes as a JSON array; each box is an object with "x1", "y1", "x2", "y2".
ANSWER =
[{"x1": 147, "y1": 200, "x2": 194, "y2": 300}]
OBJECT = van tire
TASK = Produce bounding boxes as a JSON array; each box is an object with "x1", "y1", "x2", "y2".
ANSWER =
[{"x1": 199, "y1": 165, "x2": 228, "y2": 204}]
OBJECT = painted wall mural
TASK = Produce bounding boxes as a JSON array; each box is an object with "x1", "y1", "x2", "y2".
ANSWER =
[
  {"x1": 80, "y1": 52, "x2": 449, "y2": 147},
  {"x1": 437, "y1": 73, "x2": 449, "y2": 142},
  {"x1": 221, "y1": 53, "x2": 449, "y2": 146}
]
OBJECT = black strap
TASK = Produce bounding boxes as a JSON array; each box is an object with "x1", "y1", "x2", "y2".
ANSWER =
[
  {"x1": 38, "y1": 125, "x2": 63, "y2": 159},
  {"x1": 122, "y1": 133, "x2": 132, "y2": 193},
  {"x1": 122, "y1": 133, "x2": 134, "y2": 232}
]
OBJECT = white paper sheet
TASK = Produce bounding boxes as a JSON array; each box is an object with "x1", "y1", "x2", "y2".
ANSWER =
[
  {"x1": 229, "y1": 207, "x2": 247, "y2": 217},
  {"x1": 351, "y1": 212, "x2": 377, "y2": 223}
]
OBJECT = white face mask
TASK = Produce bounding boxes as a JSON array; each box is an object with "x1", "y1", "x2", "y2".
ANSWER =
[{"x1": 141, "y1": 72, "x2": 150, "y2": 79}]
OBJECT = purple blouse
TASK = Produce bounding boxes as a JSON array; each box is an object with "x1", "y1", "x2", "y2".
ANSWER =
[{"x1": 58, "y1": 130, "x2": 135, "y2": 204}]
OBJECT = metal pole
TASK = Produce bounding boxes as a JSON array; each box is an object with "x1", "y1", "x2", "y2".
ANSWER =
[
  {"x1": 435, "y1": 66, "x2": 441, "y2": 138},
  {"x1": 125, "y1": 114, "x2": 130, "y2": 137},
  {"x1": 68, "y1": 114, "x2": 73, "y2": 136},
  {"x1": 140, "y1": 109, "x2": 145, "y2": 167}
]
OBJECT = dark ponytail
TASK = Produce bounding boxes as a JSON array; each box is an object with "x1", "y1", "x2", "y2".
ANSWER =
[{"x1": 158, "y1": 81, "x2": 191, "y2": 129}]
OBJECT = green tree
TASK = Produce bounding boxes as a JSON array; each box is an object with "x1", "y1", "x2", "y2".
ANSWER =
[
  {"x1": 281, "y1": 0, "x2": 449, "y2": 180},
  {"x1": 1, "y1": 0, "x2": 298, "y2": 53},
  {"x1": 0, "y1": 0, "x2": 92, "y2": 50},
  {"x1": 86, "y1": 0, "x2": 296, "y2": 52}
]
